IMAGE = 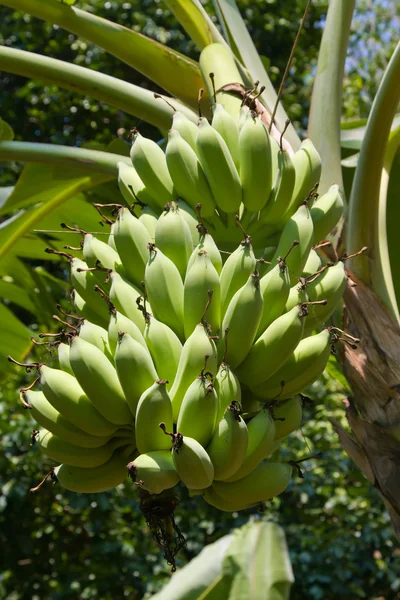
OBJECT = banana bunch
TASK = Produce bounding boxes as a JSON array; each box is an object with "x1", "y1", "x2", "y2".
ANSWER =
[{"x1": 13, "y1": 47, "x2": 352, "y2": 513}]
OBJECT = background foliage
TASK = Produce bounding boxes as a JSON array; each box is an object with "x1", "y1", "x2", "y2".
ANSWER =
[{"x1": 0, "y1": 1, "x2": 399, "y2": 598}]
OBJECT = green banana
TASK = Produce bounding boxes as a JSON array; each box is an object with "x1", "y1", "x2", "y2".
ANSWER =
[
  {"x1": 58, "y1": 342, "x2": 73, "y2": 375},
  {"x1": 78, "y1": 320, "x2": 113, "y2": 363},
  {"x1": 128, "y1": 450, "x2": 179, "y2": 495},
  {"x1": 135, "y1": 380, "x2": 173, "y2": 454},
  {"x1": 186, "y1": 230, "x2": 223, "y2": 275},
  {"x1": 111, "y1": 207, "x2": 151, "y2": 288},
  {"x1": 252, "y1": 329, "x2": 331, "y2": 400},
  {"x1": 238, "y1": 113, "x2": 273, "y2": 212},
  {"x1": 258, "y1": 148, "x2": 296, "y2": 226},
  {"x1": 303, "y1": 261, "x2": 347, "y2": 334},
  {"x1": 214, "y1": 364, "x2": 241, "y2": 422},
  {"x1": 236, "y1": 305, "x2": 306, "y2": 387},
  {"x1": 109, "y1": 271, "x2": 145, "y2": 333},
  {"x1": 170, "y1": 323, "x2": 218, "y2": 422},
  {"x1": 130, "y1": 132, "x2": 176, "y2": 209},
  {"x1": 39, "y1": 365, "x2": 118, "y2": 436},
  {"x1": 310, "y1": 184, "x2": 344, "y2": 243},
  {"x1": 177, "y1": 200, "x2": 200, "y2": 245},
  {"x1": 171, "y1": 110, "x2": 198, "y2": 152},
  {"x1": 154, "y1": 202, "x2": 193, "y2": 279},
  {"x1": 218, "y1": 271, "x2": 263, "y2": 368},
  {"x1": 83, "y1": 233, "x2": 123, "y2": 275},
  {"x1": 114, "y1": 332, "x2": 158, "y2": 415},
  {"x1": 255, "y1": 261, "x2": 291, "y2": 338},
  {"x1": 54, "y1": 446, "x2": 135, "y2": 493},
  {"x1": 238, "y1": 105, "x2": 250, "y2": 131},
  {"x1": 223, "y1": 408, "x2": 276, "y2": 482},
  {"x1": 206, "y1": 402, "x2": 248, "y2": 481},
  {"x1": 138, "y1": 205, "x2": 158, "y2": 239},
  {"x1": 144, "y1": 244, "x2": 184, "y2": 340},
  {"x1": 176, "y1": 376, "x2": 218, "y2": 447},
  {"x1": 183, "y1": 250, "x2": 221, "y2": 338},
  {"x1": 36, "y1": 429, "x2": 134, "y2": 469},
  {"x1": 165, "y1": 130, "x2": 216, "y2": 218},
  {"x1": 143, "y1": 315, "x2": 182, "y2": 389},
  {"x1": 203, "y1": 485, "x2": 257, "y2": 512},
  {"x1": 284, "y1": 282, "x2": 309, "y2": 313},
  {"x1": 212, "y1": 104, "x2": 240, "y2": 171},
  {"x1": 70, "y1": 258, "x2": 110, "y2": 324},
  {"x1": 171, "y1": 433, "x2": 214, "y2": 490},
  {"x1": 71, "y1": 289, "x2": 109, "y2": 329},
  {"x1": 69, "y1": 336, "x2": 133, "y2": 425},
  {"x1": 26, "y1": 390, "x2": 114, "y2": 448},
  {"x1": 219, "y1": 238, "x2": 256, "y2": 314},
  {"x1": 302, "y1": 248, "x2": 322, "y2": 276},
  {"x1": 196, "y1": 117, "x2": 242, "y2": 214},
  {"x1": 273, "y1": 398, "x2": 303, "y2": 440},
  {"x1": 117, "y1": 162, "x2": 159, "y2": 213},
  {"x1": 108, "y1": 310, "x2": 148, "y2": 357}
]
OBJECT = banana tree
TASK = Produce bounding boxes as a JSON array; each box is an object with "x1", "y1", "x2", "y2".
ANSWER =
[{"x1": 1, "y1": 0, "x2": 399, "y2": 543}]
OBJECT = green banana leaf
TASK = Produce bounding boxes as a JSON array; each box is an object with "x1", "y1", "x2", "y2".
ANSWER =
[
  {"x1": 163, "y1": 0, "x2": 225, "y2": 50},
  {"x1": 0, "y1": 302, "x2": 32, "y2": 374},
  {"x1": 150, "y1": 520, "x2": 293, "y2": 600},
  {"x1": 0, "y1": 117, "x2": 14, "y2": 141}
]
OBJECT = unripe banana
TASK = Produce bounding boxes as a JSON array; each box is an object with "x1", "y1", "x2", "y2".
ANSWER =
[
  {"x1": 284, "y1": 283, "x2": 309, "y2": 313},
  {"x1": 165, "y1": 130, "x2": 216, "y2": 218},
  {"x1": 36, "y1": 429, "x2": 133, "y2": 469},
  {"x1": 236, "y1": 305, "x2": 306, "y2": 387},
  {"x1": 171, "y1": 433, "x2": 214, "y2": 489},
  {"x1": 145, "y1": 244, "x2": 184, "y2": 340},
  {"x1": 223, "y1": 408, "x2": 276, "y2": 482},
  {"x1": 273, "y1": 398, "x2": 303, "y2": 440},
  {"x1": 128, "y1": 450, "x2": 179, "y2": 495},
  {"x1": 238, "y1": 105, "x2": 250, "y2": 131},
  {"x1": 206, "y1": 403, "x2": 248, "y2": 481},
  {"x1": 310, "y1": 184, "x2": 344, "y2": 243},
  {"x1": 302, "y1": 248, "x2": 322, "y2": 276},
  {"x1": 83, "y1": 233, "x2": 123, "y2": 275},
  {"x1": 258, "y1": 149, "x2": 296, "y2": 226},
  {"x1": 214, "y1": 364, "x2": 241, "y2": 422},
  {"x1": 303, "y1": 261, "x2": 346, "y2": 334},
  {"x1": 255, "y1": 262, "x2": 291, "y2": 338},
  {"x1": 171, "y1": 111, "x2": 198, "y2": 152},
  {"x1": 183, "y1": 250, "x2": 221, "y2": 338},
  {"x1": 111, "y1": 207, "x2": 151, "y2": 288},
  {"x1": 130, "y1": 132, "x2": 176, "y2": 209},
  {"x1": 70, "y1": 258, "x2": 110, "y2": 324},
  {"x1": 252, "y1": 329, "x2": 331, "y2": 400},
  {"x1": 39, "y1": 365, "x2": 118, "y2": 436},
  {"x1": 268, "y1": 204, "x2": 314, "y2": 284},
  {"x1": 154, "y1": 203, "x2": 193, "y2": 279},
  {"x1": 220, "y1": 238, "x2": 256, "y2": 314},
  {"x1": 69, "y1": 337, "x2": 133, "y2": 425},
  {"x1": 54, "y1": 446, "x2": 135, "y2": 493},
  {"x1": 211, "y1": 460, "x2": 293, "y2": 507},
  {"x1": 71, "y1": 289, "x2": 109, "y2": 329},
  {"x1": 196, "y1": 117, "x2": 242, "y2": 214},
  {"x1": 218, "y1": 271, "x2": 263, "y2": 368},
  {"x1": 108, "y1": 310, "x2": 148, "y2": 357},
  {"x1": 109, "y1": 272, "x2": 145, "y2": 333},
  {"x1": 170, "y1": 323, "x2": 218, "y2": 421},
  {"x1": 115, "y1": 332, "x2": 158, "y2": 415},
  {"x1": 186, "y1": 230, "x2": 222, "y2": 275},
  {"x1": 78, "y1": 320, "x2": 113, "y2": 363},
  {"x1": 176, "y1": 376, "x2": 218, "y2": 447},
  {"x1": 239, "y1": 113, "x2": 273, "y2": 212},
  {"x1": 203, "y1": 485, "x2": 257, "y2": 512},
  {"x1": 58, "y1": 342, "x2": 73, "y2": 375},
  {"x1": 135, "y1": 380, "x2": 173, "y2": 454},
  {"x1": 212, "y1": 104, "x2": 240, "y2": 171},
  {"x1": 138, "y1": 205, "x2": 158, "y2": 239},
  {"x1": 143, "y1": 315, "x2": 182, "y2": 389},
  {"x1": 26, "y1": 390, "x2": 114, "y2": 448},
  {"x1": 118, "y1": 162, "x2": 159, "y2": 212},
  {"x1": 176, "y1": 199, "x2": 200, "y2": 245}
]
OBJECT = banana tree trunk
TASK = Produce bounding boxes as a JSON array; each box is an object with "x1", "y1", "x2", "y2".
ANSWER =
[{"x1": 331, "y1": 270, "x2": 400, "y2": 539}]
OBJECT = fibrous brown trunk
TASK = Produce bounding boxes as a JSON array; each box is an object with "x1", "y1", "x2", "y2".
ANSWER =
[{"x1": 331, "y1": 270, "x2": 400, "y2": 539}]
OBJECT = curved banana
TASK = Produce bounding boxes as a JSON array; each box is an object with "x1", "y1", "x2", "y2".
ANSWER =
[
  {"x1": 284, "y1": 282, "x2": 309, "y2": 313},
  {"x1": 311, "y1": 184, "x2": 344, "y2": 243},
  {"x1": 171, "y1": 111, "x2": 198, "y2": 153},
  {"x1": 135, "y1": 380, "x2": 173, "y2": 454},
  {"x1": 303, "y1": 261, "x2": 347, "y2": 334},
  {"x1": 58, "y1": 342, "x2": 73, "y2": 375},
  {"x1": 212, "y1": 104, "x2": 240, "y2": 172},
  {"x1": 114, "y1": 332, "x2": 158, "y2": 415},
  {"x1": 39, "y1": 365, "x2": 117, "y2": 436},
  {"x1": 258, "y1": 149, "x2": 296, "y2": 226},
  {"x1": 130, "y1": 132, "x2": 176, "y2": 209},
  {"x1": 70, "y1": 258, "x2": 110, "y2": 324},
  {"x1": 78, "y1": 320, "x2": 113, "y2": 363},
  {"x1": 117, "y1": 162, "x2": 159, "y2": 213},
  {"x1": 252, "y1": 329, "x2": 331, "y2": 400},
  {"x1": 223, "y1": 408, "x2": 276, "y2": 482},
  {"x1": 302, "y1": 248, "x2": 322, "y2": 276},
  {"x1": 171, "y1": 434, "x2": 214, "y2": 490},
  {"x1": 108, "y1": 310, "x2": 148, "y2": 357},
  {"x1": 203, "y1": 485, "x2": 257, "y2": 512},
  {"x1": 187, "y1": 230, "x2": 222, "y2": 275},
  {"x1": 109, "y1": 271, "x2": 145, "y2": 333},
  {"x1": 196, "y1": 117, "x2": 242, "y2": 214},
  {"x1": 71, "y1": 289, "x2": 109, "y2": 329},
  {"x1": 166, "y1": 130, "x2": 216, "y2": 218},
  {"x1": 236, "y1": 305, "x2": 306, "y2": 386},
  {"x1": 183, "y1": 250, "x2": 221, "y2": 338},
  {"x1": 238, "y1": 113, "x2": 273, "y2": 212},
  {"x1": 255, "y1": 262, "x2": 291, "y2": 338},
  {"x1": 54, "y1": 446, "x2": 135, "y2": 493},
  {"x1": 128, "y1": 450, "x2": 179, "y2": 495},
  {"x1": 143, "y1": 315, "x2": 182, "y2": 389},
  {"x1": 206, "y1": 402, "x2": 248, "y2": 481},
  {"x1": 83, "y1": 233, "x2": 123, "y2": 275},
  {"x1": 273, "y1": 398, "x2": 303, "y2": 440},
  {"x1": 26, "y1": 390, "x2": 114, "y2": 448},
  {"x1": 69, "y1": 336, "x2": 133, "y2": 425},
  {"x1": 176, "y1": 376, "x2": 218, "y2": 448},
  {"x1": 170, "y1": 323, "x2": 218, "y2": 422},
  {"x1": 214, "y1": 364, "x2": 241, "y2": 422},
  {"x1": 220, "y1": 238, "x2": 256, "y2": 314},
  {"x1": 144, "y1": 244, "x2": 185, "y2": 341},
  {"x1": 218, "y1": 271, "x2": 263, "y2": 368},
  {"x1": 154, "y1": 202, "x2": 193, "y2": 279},
  {"x1": 138, "y1": 205, "x2": 159, "y2": 240},
  {"x1": 177, "y1": 199, "x2": 200, "y2": 246},
  {"x1": 111, "y1": 207, "x2": 151, "y2": 288}
]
